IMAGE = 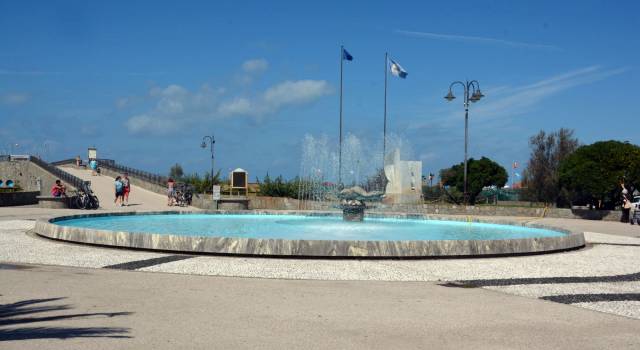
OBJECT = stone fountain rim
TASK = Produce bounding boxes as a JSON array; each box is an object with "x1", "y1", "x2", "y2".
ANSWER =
[{"x1": 33, "y1": 210, "x2": 585, "y2": 258}]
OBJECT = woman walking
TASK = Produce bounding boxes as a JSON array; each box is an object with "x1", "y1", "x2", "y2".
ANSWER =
[
  {"x1": 122, "y1": 173, "x2": 131, "y2": 206},
  {"x1": 621, "y1": 181, "x2": 631, "y2": 223},
  {"x1": 114, "y1": 176, "x2": 124, "y2": 207}
]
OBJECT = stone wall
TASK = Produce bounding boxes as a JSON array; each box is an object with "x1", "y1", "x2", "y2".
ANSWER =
[
  {"x1": 419, "y1": 204, "x2": 621, "y2": 221},
  {"x1": 236, "y1": 196, "x2": 623, "y2": 221},
  {"x1": 0, "y1": 159, "x2": 78, "y2": 195}
]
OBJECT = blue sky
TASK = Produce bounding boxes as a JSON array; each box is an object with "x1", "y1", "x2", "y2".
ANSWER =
[{"x1": 1, "y1": 0, "x2": 638, "y2": 182}]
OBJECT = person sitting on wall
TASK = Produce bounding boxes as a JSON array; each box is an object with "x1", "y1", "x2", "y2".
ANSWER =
[{"x1": 50, "y1": 179, "x2": 66, "y2": 197}]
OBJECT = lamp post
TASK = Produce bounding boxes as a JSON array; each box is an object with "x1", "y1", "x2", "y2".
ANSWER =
[
  {"x1": 200, "y1": 135, "x2": 216, "y2": 199},
  {"x1": 444, "y1": 80, "x2": 484, "y2": 204}
]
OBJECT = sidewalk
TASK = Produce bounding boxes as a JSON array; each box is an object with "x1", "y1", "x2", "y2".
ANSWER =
[{"x1": 1, "y1": 263, "x2": 639, "y2": 350}]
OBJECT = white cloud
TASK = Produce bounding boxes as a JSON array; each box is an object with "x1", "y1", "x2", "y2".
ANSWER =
[
  {"x1": 263, "y1": 80, "x2": 332, "y2": 109},
  {"x1": 122, "y1": 64, "x2": 332, "y2": 135},
  {"x1": 242, "y1": 59, "x2": 269, "y2": 73},
  {"x1": 1, "y1": 92, "x2": 29, "y2": 105},
  {"x1": 472, "y1": 66, "x2": 628, "y2": 121},
  {"x1": 125, "y1": 114, "x2": 177, "y2": 135},
  {"x1": 395, "y1": 29, "x2": 560, "y2": 50},
  {"x1": 218, "y1": 98, "x2": 252, "y2": 116},
  {"x1": 115, "y1": 97, "x2": 132, "y2": 109},
  {"x1": 124, "y1": 80, "x2": 332, "y2": 134},
  {"x1": 410, "y1": 65, "x2": 627, "y2": 131},
  {"x1": 125, "y1": 84, "x2": 222, "y2": 135}
]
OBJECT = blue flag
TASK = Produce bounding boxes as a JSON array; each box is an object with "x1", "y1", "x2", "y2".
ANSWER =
[
  {"x1": 389, "y1": 58, "x2": 407, "y2": 79},
  {"x1": 342, "y1": 48, "x2": 353, "y2": 61}
]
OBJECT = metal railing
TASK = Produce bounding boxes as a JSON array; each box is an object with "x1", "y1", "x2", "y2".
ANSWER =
[
  {"x1": 0, "y1": 155, "x2": 92, "y2": 193},
  {"x1": 95, "y1": 158, "x2": 167, "y2": 186},
  {"x1": 50, "y1": 158, "x2": 77, "y2": 166},
  {"x1": 52, "y1": 157, "x2": 167, "y2": 187}
]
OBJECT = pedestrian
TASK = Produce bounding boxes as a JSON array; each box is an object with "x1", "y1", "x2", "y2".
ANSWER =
[
  {"x1": 114, "y1": 176, "x2": 124, "y2": 206},
  {"x1": 89, "y1": 158, "x2": 98, "y2": 176},
  {"x1": 167, "y1": 177, "x2": 176, "y2": 206},
  {"x1": 621, "y1": 181, "x2": 631, "y2": 223},
  {"x1": 122, "y1": 173, "x2": 131, "y2": 206},
  {"x1": 50, "y1": 179, "x2": 66, "y2": 197}
]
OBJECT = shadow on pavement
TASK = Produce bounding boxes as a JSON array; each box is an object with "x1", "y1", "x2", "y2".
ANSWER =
[
  {"x1": 456, "y1": 271, "x2": 640, "y2": 287},
  {"x1": 0, "y1": 297, "x2": 132, "y2": 341},
  {"x1": 541, "y1": 293, "x2": 640, "y2": 304}
]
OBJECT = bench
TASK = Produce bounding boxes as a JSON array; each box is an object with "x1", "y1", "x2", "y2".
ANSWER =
[{"x1": 36, "y1": 196, "x2": 69, "y2": 209}]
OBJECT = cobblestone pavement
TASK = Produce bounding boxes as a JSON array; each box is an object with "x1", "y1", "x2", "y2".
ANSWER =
[{"x1": 1, "y1": 213, "x2": 639, "y2": 320}]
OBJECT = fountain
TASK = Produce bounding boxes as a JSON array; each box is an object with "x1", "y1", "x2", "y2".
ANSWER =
[
  {"x1": 33, "y1": 134, "x2": 585, "y2": 258},
  {"x1": 297, "y1": 133, "x2": 422, "y2": 217},
  {"x1": 337, "y1": 186, "x2": 384, "y2": 221}
]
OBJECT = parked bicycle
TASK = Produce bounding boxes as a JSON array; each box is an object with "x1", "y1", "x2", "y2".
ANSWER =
[
  {"x1": 174, "y1": 183, "x2": 193, "y2": 207},
  {"x1": 69, "y1": 188, "x2": 99, "y2": 210}
]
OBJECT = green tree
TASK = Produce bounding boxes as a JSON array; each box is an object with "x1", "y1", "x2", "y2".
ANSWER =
[
  {"x1": 559, "y1": 140, "x2": 640, "y2": 209},
  {"x1": 182, "y1": 170, "x2": 222, "y2": 193},
  {"x1": 258, "y1": 174, "x2": 300, "y2": 198},
  {"x1": 440, "y1": 157, "x2": 508, "y2": 204},
  {"x1": 521, "y1": 128, "x2": 579, "y2": 206},
  {"x1": 169, "y1": 163, "x2": 184, "y2": 179}
]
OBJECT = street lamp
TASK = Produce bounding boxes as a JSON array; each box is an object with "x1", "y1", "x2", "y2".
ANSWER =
[
  {"x1": 200, "y1": 135, "x2": 216, "y2": 199},
  {"x1": 444, "y1": 80, "x2": 484, "y2": 204}
]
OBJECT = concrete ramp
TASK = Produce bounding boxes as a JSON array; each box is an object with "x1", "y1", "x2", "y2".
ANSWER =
[{"x1": 60, "y1": 166, "x2": 188, "y2": 211}]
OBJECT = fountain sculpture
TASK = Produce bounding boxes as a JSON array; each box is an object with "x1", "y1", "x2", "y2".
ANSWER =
[
  {"x1": 337, "y1": 186, "x2": 384, "y2": 221},
  {"x1": 298, "y1": 134, "x2": 423, "y2": 220}
]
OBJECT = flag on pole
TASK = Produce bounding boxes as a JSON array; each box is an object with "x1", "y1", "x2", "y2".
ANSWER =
[
  {"x1": 342, "y1": 48, "x2": 353, "y2": 61},
  {"x1": 389, "y1": 58, "x2": 407, "y2": 78}
]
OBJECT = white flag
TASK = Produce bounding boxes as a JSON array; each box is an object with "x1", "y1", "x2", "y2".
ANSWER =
[{"x1": 389, "y1": 58, "x2": 407, "y2": 79}]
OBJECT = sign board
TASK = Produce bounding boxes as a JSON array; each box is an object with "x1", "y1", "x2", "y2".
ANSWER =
[
  {"x1": 88, "y1": 147, "x2": 97, "y2": 160},
  {"x1": 230, "y1": 168, "x2": 248, "y2": 189},
  {"x1": 212, "y1": 185, "x2": 221, "y2": 200}
]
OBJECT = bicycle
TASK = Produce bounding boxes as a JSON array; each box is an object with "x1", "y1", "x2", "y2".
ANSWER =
[
  {"x1": 73, "y1": 188, "x2": 100, "y2": 210},
  {"x1": 174, "y1": 183, "x2": 193, "y2": 207}
]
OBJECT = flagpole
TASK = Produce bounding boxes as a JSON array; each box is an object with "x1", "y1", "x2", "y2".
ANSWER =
[
  {"x1": 339, "y1": 45, "x2": 344, "y2": 186},
  {"x1": 383, "y1": 52, "x2": 388, "y2": 169}
]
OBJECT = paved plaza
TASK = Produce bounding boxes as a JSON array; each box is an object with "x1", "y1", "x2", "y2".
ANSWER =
[{"x1": 1, "y1": 206, "x2": 639, "y2": 348}]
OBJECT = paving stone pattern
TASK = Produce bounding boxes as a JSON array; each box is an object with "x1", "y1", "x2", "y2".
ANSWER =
[{"x1": 1, "y1": 218, "x2": 639, "y2": 319}]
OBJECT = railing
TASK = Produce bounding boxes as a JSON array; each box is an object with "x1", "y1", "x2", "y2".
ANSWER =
[
  {"x1": 1, "y1": 155, "x2": 92, "y2": 193},
  {"x1": 29, "y1": 156, "x2": 92, "y2": 193},
  {"x1": 96, "y1": 158, "x2": 167, "y2": 187},
  {"x1": 51, "y1": 157, "x2": 167, "y2": 188},
  {"x1": 50, "y1": 158, "x2": 77, "y2": 166},
  {"x1": 52, "y1": 157, "x2": 167, "y2": 186}
]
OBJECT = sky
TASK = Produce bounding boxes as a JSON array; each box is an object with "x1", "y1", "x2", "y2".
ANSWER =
[{"x1": 1, "y1": 0, "x2": 639, "y2": 182}]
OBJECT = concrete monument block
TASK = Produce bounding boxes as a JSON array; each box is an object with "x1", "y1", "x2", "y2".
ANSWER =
[{"x1": 383, "y1": 149, "x2": 423, "y2": 204}]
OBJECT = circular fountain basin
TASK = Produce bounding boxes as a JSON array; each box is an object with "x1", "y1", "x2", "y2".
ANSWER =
[{"x1": 34, "y1": 211, "x2": 585, "y2": 257}]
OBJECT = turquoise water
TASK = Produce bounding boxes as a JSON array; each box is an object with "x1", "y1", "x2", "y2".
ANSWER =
[{"x1": 54, "y1": 214, "x2": 566, "y2": 241}]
